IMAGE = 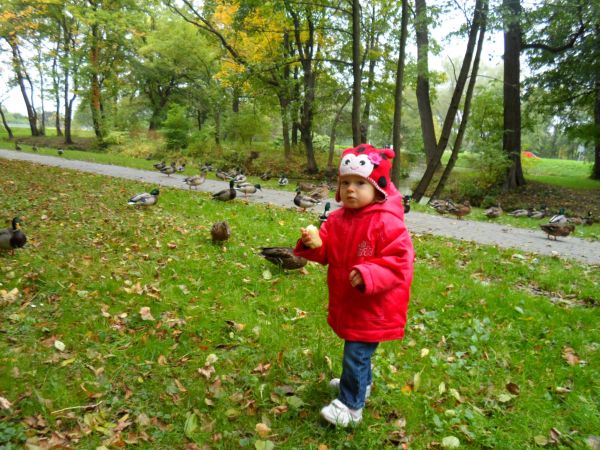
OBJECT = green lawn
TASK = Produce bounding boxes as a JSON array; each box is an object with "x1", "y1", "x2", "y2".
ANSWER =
[{"x1": 1, "y1": 159, "x2": 598, "y2": 449}]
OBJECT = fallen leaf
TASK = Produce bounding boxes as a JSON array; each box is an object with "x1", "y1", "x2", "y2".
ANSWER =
[
  {"x1": 184, "y1": 412, "x2": 198, "y2": 438},
  {"x1": 0, "y1": 396, "x2": 11, "y2": 409},
  {"x1": 255, "y1": 440, "x2": 275, "y2": 450},
  {"x1": 441, "y1": 436, "x2": 460, "y2": 448},
  {"x1": 139, "y1": 307, "x2": 155, "y2": 321},
  {"x1": 54, "y1": 340, "x2": 66, "y2": 352},
  {"x1": 506, "y1": 382, "x2": 520, "y2": 395},
  {"x1": 255, "y1": 422, "x2": 271, "y2": 438},
  {"x1": 562, "y1": 347, "x2": 579, "y2": 366}
]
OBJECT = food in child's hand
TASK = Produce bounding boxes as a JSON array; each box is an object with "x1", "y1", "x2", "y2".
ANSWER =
[{"x1": 305, "y1": 224, "x2": 322, "y2": 248}]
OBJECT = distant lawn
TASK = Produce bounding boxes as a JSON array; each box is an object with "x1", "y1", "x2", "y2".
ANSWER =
[{"x1": 523, "y1": 158, "x2": 600, "y2": 189}]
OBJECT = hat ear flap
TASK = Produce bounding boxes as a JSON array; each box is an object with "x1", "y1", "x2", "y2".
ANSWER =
[{"x1": 382, "y1": 148, "x2": 395, "y2": 159}]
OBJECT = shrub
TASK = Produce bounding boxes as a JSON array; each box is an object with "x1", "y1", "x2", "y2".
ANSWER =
[{"x1": 161, "y1": 104, "x2": 191, "y2": 150}]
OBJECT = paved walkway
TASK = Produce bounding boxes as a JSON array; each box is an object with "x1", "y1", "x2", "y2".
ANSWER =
[{"x1": 2, "y1": 148, "x2": 600, "y2": 265}]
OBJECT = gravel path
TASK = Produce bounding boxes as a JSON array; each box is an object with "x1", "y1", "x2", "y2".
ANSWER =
[{"x1": 2, "y1": 148, "x2": 600, "y2": 265}]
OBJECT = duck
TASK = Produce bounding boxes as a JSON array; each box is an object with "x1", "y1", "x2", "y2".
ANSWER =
[
  {"x1": 184, "y1": 171, "x2": 207, "y2": 190},
  {"x1": 278, "y1": 175, "x2": 289, "y2": 186},
  {"x1": 294, "y1": 189, "x2": 321, "y2": 211},
  {"x1": 549, "y1": 208, "x2": 567, "y2": 223},
  {"x1": 233, "y1": 173, "x2": 247, "y2": 184},
  {"x1": 211, "y1": 221, "x2": 231, "y2": 242},
  {"x1": 259, "y1": 247, "x2": 308, "y2": 270},
  {"x1": 0, "y1": 217, "x2": 27, "y2": 254},
  {"x1": 297, "y1": 181, "x2": 316, "y2": 192},
  {"x1": 200, "y1": 163, "x2": 213, "y2": 172},
  {"x1": 176, "y1": 162, "x2": 186, "y2": 172},
  {"x1": 32, "y1": 144, "x2": 38, "y2": 152},
  {"x1": 15, "y1": 142, "x2": 22, "y2": 151},
  {"x1": 309, "y1": 183, "x2": 330, "y2": 201},
  {"x1": 540, "y1": 223, "x2": 575, "y2": 240},
  {"x1": 403, "y1": 195, "x2": 412, "y2": 214},
  {"x1": 319, "y1": 202, "x2": 331, "y2": 224},
  {"x1": 235, "y1": 183, "x2": 262, "y2": 197},
  {"x1": 508, "y1": 207, "x2": 531, "y2": 218},
  {"x1": 216, "y1": 170, "x2": 231, "y2": 181},
  {"x1": 153, "y1": 161, "x2": 166, "y2": 170},
  {"x1": 160, "y1": 163, "x2": 177, "y2": 176},
  {"x1": 448, "y1": 200, "x2": 471, "y2": 220},
  {"x1": 429, "y1": 199, "x2": 453, "y2": 215},
  {"x1": 57, "y1": 149, "x2": 64, "y2": 156},
  {"x1": 128, "y1": 188, "x2": 160, "y2": 206},
  {"x1": 212, "y1": 180, "x2": 237, "y2": 201},
  {"x1": 484, "y1": 205, "x2": 503, "y2": 218},
  {"x1": 567, "y1": 211, "x2": 593, "y2": 225},
  {"x1": 528, "y1": 206, "x2": 549, "y2": 220},
  {"x1": 260, "y1": 171, "x2": 272, "y2": 181}
]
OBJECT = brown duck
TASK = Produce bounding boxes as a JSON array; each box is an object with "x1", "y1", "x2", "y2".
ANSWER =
[
  {"x1": 539, "y1": 223, "x2": 575, "y2": 240},
  {"x1": 211, "y1": 221, "x2": 231, "y2": 242},
  {"x1": 259, "y1": 247, "x2": 307, "y2": 270},
  {"x1": 448, "y1": 200, "x2": 471, "y2": 220}
]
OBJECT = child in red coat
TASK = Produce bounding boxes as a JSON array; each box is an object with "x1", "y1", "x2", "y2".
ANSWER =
[{"x1": 294, "y1": 144, "x2": 415, "y2": 427}]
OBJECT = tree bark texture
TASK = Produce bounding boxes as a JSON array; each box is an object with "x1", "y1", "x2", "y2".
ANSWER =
[
  {"x1": 412, "y1": 0, "x2": 485, "y2": 202},
  {"x1": 594, "y1": 80, "x2": 600, "y2": 179},
  {"x1": 502, "y1": 0, "x2": 525, "y2": 190},
  {"x1": 391, "y1": 0, "x2": 409, "y2": 186},
  {"x1": 0, "y1": 105, "x2": 14, "y2": 139},
  {"x1": 8, "y1": 38, "x2": 40, "y2": 136}
]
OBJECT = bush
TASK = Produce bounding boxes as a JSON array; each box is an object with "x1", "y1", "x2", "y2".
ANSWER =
[{"x1": 161, "y1": 104, "x2": 191, "y2": 150}]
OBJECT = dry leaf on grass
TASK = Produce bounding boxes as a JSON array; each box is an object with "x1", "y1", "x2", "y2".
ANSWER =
[{"x1": 139, "y1": 307, "x2": 155, "y2": 321}]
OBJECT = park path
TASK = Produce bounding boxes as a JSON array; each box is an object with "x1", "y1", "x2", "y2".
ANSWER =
[{"x1": 2, "y1": 148, "x2": 600, "y2": 265}]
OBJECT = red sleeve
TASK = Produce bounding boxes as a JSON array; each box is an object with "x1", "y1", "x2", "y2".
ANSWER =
[
  {"x1": 293, "y1": 221, "x2": 329, "y2": 265},
  {"x1": 352, "y1": 219, "x2": 414, "y2": 295}
]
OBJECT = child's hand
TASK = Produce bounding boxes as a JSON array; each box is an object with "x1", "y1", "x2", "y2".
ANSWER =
[
  {"x1": 300, "y1": 225, "x2": 322, "y2": 248},
  {"x1": 349, "y1": 269, "x2": 365, "y2": 289}
]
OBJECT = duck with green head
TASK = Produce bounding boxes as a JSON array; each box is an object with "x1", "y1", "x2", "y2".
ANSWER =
[
  {"x1": 0, "y1": 217, "x2": 27, "y2": 254},
  {"x1": 128, "y1": 188, "x2": 160, "y2": 206},
  {"x1": 212, "y1": 180, "x2": 237, "y2": 202}
]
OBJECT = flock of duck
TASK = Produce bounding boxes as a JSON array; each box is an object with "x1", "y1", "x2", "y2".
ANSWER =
[{"x1": 429, "y1": 199, "x2": 594, "y2": 240}]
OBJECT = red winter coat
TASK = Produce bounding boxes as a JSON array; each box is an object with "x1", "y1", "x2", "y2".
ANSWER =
[{"x1": 294, "y1": 193, "x2": 414, "y2": 342}]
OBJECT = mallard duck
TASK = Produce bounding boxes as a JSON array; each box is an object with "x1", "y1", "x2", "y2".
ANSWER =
[
  {"x1": 128, "y1": 188, "x2": 160, "y2": 206},
  {"x1": 233, "y1": 173, "x2": 247, "y2": 184},
  {"x1": 319, "y1": 202, "x2": 331, "y2": 224},
  {"x1": 212, "y1": 180, "x2": 237, "y2": 201},
  {"x1": 429, "y1": 199, "x2": 453, "y2": 215},
  {"x1": 528, "y1": 207, "x2": 549, "y2": 219},
  {"x1": 176, "y1": 162, "x2": 186, "y2": 172},
  {"x1": 309, "y1": 183, "x2": 330, "y2": 201},
  {"x1": 259, "y1": 247, "x2": 307, "y2": 270},
  {"x1": 57, "y1": 149, "x2": 64, "y2": 156},
  {"x1": 294, "y1": 189, "x2": 321, "y2": 211},
  {"x1": 278, "y1": 175, "x2": 289, "y2": 186},
  {"x1": 259, "y1": 171, "x2": 272, "y2": 181},
  {"x1": 297, "y1": 181, "x2": 316, "y2": 192},
  {"x1": 508, "y1": 207, "x2": 531, "y2": 218},
  {"x1": 200, "y1": 162, "x2": 213, "y2": 172},
  {"x1": 184, "y1": 171, "x2": 207, "y2": 190},
  {"x1": 153, "y1": 161, "x2": 166, "y2": 170},
  {"x1": 567, "y1": 211, "x2": 593, "y2": 225},
  {"x1": 216, "y1": 170, "x2": 231, "y2": 181},
  {"x1": 549, "y1": 208, "x2": 567, "y2": 223},
  {"x1": 211, "y1": 221, "x2": 231, "y2": 242},
  {"x1": 484, "y1": 205, "x2": 503, "y2": 218},
  {"x1": 235, "y1": 183, "x2": 262, "y2": 197},
  {"x1": 32, "y1": 144, "x2": 38, "y2": 152},
  {"x1": 448, "y1": 200, "x2": 471, "y2": 220},
  {"x1": 15, "y1": 142, "x2": 22, "y2": 151},
  {"x1": 161, "y1": 163, "x2": 176, "y2": 176},
  {"x1": 403, "y1": 195, "x2": 412, "y2": 214},
  {"x1": 540, "y1": 223, "x2": 575, "y2": 240},
  {"x1": 0, "y1": 217, "x2": 27, "y2": 254}
]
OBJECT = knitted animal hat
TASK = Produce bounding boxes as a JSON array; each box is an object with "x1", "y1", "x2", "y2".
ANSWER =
[{"x1": 336, "y1": 144, "x2": 396, "y2": 202}]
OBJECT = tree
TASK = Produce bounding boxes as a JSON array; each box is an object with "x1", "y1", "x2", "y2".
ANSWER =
[{"x1": 522, "y1": 0, "x2": 600, "y2": 179}]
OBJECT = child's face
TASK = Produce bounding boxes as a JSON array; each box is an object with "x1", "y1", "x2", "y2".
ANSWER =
[{"x1": 339, "y1": 175, "x2": 377, "y2": 209}]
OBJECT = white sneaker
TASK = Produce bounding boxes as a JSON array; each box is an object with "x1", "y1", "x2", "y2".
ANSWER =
[
  {"x1": 328, "y1": 378, "x2": 372, "y2": 399},
  {"x1": 320, "y1": 399, "x2": 362, "y2": 427}
]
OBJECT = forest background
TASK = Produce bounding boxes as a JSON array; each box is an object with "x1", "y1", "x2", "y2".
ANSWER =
[{"x1": 1, "y1": 0, "x2": 600, "y2": 203}]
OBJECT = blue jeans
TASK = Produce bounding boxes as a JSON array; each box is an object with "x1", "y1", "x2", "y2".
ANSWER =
[{"x1": 338, "y1": 341, "x2": 379, "y2": 410}]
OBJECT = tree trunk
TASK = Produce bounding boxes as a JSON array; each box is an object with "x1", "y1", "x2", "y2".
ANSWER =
[
  {"x1": 328, "y1": 94, "x2": 352, "y2": 169},
  {"x1": 351, "y1": 0, "x2": 362, "y2": 146},
  {"x1": 391, "y1": 0, "x2": 409, "y2": 186},
  {"x1": 51, "y1": 43, "x2": 63, "y2": 136},
  {"x1": 214, "y1": 107, "x2": 221, "y2": 145},
  {"x1": 89, "y1": 23, "x2": 106, "y2": 143},
  {"x1": 278, "y1": 94, "x2": 292, "y2": 159},
  {"x1": 360, "y1": 5, "x2": 378, "y2": 144},
  {"x1": 8, "y1": 39, "x2": 40, "y2": 136},
  {"x1": 502, "y1": 0, "x2": 525, "y2": 190},
  {"x1": 414, "y1": 0, "x2": 436, "y2": 167},
  {"x1": 431, "y1": 3, "x2": 488, "y2": 199},
  {"x1": 412, "y1": 0, "x2": 484, "y2": 202},
  {"x1": 0, "y1": 105, "x2": 14, "y2": 139},
  {"x1": 37, "y1": 47, "x2": 46, "y2": 136},
  {"x1": 232, "y1": 86, "x2": 240, "y2": 113},
  {"x1": 593, "y1": 80, "x2": 600, "y2": 179}
]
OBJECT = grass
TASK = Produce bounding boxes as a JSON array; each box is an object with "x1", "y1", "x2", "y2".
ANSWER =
[{"x1": 1, "y1": 158, "x2": 599, "y2": 449}]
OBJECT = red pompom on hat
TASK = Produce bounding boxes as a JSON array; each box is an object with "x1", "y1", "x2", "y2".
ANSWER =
[{"x1": 336, "y1": 144, "x2": 396, "y2": 202}]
